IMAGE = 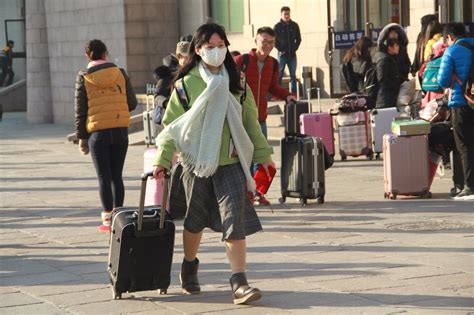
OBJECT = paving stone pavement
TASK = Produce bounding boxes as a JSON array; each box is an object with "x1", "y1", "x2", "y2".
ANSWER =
[{"x1": 1, "y1": 112, "x2": 473, "y2": 314}]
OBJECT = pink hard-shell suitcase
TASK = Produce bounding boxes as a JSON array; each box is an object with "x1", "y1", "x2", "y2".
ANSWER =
[
  {"x1": 383, "y1": 134, "x2": 432, "y2": 200},
  {"x1": 143, "y1": 148, "x2": 177, "y2": 206},
  {"x1": 300, "y1": 112, "x2": 334, "y2": 156},
  {"x1": 299, "y1": 87, "x2": 335, "y2": 156}
]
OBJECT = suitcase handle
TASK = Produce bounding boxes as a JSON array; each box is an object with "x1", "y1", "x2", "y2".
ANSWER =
[
  {"x1": 138, "y1": 170, "x2": 170, "y2": 232},
  {"x1": 305, "y1": 87, "x2": 321, "y2": 113}
]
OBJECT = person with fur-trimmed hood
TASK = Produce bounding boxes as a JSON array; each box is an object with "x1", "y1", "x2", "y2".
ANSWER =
[{"x1": 377, "y1": 23, "x2": 411, "y2": 82}]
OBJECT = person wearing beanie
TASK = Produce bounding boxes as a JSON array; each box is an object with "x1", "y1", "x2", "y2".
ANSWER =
[{"x1": 153, "y1": 37, "x2": 191, "y2": 125}]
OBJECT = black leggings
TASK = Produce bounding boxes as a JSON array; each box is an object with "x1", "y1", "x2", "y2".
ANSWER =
[{"x1": 89, "y1": 128, "x2": 129, "y2": 211}]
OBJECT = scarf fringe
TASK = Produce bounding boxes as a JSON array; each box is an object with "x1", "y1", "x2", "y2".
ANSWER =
[{"x1": 180, "y1": 152, "x2": 219, "y2": 178}]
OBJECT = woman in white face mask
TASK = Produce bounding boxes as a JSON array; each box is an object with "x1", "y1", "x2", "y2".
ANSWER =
[{"x1": 152, "y1": 23, "x2": 274, "y2": 305}]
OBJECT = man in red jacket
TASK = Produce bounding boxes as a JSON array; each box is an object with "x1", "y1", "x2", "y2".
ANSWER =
[{"x1": 235, "y1": 26, "x2": 296, "y2": 205}]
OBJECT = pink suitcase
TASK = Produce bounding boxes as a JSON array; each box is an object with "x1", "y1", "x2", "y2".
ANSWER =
[
  {"x1": 299, "y1": 87, "x2": 335, "y2": 156},
  {"x1": 300, "y1": 112, "x2": 335, "y2": 156},
  {"x1": 143, "y1": 148, "x2": 177, "y2": 206},
  {"x1": 383, "y1": 134, "x2": 432, "y2": 200}
]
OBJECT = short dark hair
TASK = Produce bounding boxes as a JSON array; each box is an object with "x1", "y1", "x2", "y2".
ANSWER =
[
  {"x1": 444, "y1": 22, "x2": 467, "y2": 39},
  {"x1": 85, "y1": 39, "x2": 107, "y2": 61},
  {"x1": 7, "y1": 40, "x2": 14, "y2": 46},
  {"x1": 281, "y1": 6, "x2": 290, "y2": 13},
  {"x1": 256, "y1": 26, "x2": 275, "y2": 37}
]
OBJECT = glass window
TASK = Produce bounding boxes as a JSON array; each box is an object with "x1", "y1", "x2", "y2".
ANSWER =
[
  {"x1": 451, "y1": 0, "x2": 462, "y2": 21},
  {"x1": 210, "y1": 0, "x2": 244, "y2": 33}
]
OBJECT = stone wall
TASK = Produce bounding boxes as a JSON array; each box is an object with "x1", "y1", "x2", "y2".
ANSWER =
[
  {"x1": 43, "y1": 0, "x2": 128, "y2": 124},
  {"x1": 124, "y1": 0, "x2": 179, "y2": 90},
  {"x1": 25, "y1": 0, "x2": 179, "y2": 125},
  {"x1": 26, "y1": 0, "x2": 53, "y2": 123}
]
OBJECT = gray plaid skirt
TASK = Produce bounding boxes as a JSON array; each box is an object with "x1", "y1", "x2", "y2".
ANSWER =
[{"x1": 169, "y1": 162, "x2": 262, "y2": 241}]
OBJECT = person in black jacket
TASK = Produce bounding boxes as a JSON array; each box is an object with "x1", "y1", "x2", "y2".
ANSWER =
[
  {"x1": 273, "y1": 6, "x2": 301, "y2": 94},
  {"x1": 374, "y1": 38, "x2": 401, "y2": 108},
  {"x1": 377, "y1": 23, "x2": 411, "y2": 82},
  {"x1": 75, "y1": 39, "x2": 137, "y2": 233},
  {"x1": 342, "y1": 36, "x2": 373, "y2": 93},
  {"x1": 153, "y1": 39, "x2": 191, "y2": 124}
]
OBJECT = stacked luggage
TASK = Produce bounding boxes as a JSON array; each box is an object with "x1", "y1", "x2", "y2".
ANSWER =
[
  {"x1": 383, "y1": 118, "x2": 432, "y2": 200},
  {"x1": 332, "y1": 93, "x2": 373, "y2": 161},
  {"x1": 280, "y1": 88, "x2": 326, "y2": 206}
]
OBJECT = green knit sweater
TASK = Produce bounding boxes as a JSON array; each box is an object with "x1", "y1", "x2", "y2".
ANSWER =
[{"x1": 154, "y1": 66, "x2": 273, "y2": 170}]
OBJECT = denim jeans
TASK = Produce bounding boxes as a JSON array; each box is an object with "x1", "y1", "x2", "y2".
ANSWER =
[
  {"x1": 89, "y1": 128, "x2": 129, "y2": 211},
  {"x1": 278, "y1": 54, "x2": 297, "y2": 94}
]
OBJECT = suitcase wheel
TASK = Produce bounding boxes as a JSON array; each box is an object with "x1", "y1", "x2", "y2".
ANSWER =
[
  {"x1": 390, "y1": 193, "x2": 397, "y2": 200},
  {"x1": 317, "y1": 196, "x2": 324, "y2": 204},
  {"x1": 421, "y1": 191, "x2": 432, "y2": 199},
  {"x1": 299, "y1": 198, "x2": 307, "y2": 207},
  {"x1": 341, "y1": 155, "x2": 347, "y2": 161},
  {"x1": 158, "y1": 289, "x2": 167, "y2": 295},
  {"x1": 366, "y1": 154, "x2": 373, "y2": 161},
  {"x1": 278, "y1": 197, "x2": 286, "y2": 204}
]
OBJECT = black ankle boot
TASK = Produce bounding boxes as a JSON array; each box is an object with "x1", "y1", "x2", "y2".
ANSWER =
[
  {"x1": 180, "y1": 258, "x2": 201, "y2": 294},
  {"x1": 229, "y1": 272, "x2": 262, "y2": 305}
]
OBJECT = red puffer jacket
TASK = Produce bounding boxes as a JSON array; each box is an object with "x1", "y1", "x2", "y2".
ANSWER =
[{"x1": 235, "y1": 49, "x2": 291, "y2": 122}]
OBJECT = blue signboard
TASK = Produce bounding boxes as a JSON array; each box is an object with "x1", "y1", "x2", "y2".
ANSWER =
[
  {"x1": 334, "y1": 30, "x2": 365, "y2": 49},
  {"x1": 334, "y1": 29, "x2": 382, "y2": 50}
]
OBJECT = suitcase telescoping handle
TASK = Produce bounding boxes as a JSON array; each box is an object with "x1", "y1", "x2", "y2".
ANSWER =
[
  {"x1": 305, "y1": 87, "x2": 321, "y2": 113},
  {"x1": 138, "y1": 170, "x2": 170, "y2": 232}
]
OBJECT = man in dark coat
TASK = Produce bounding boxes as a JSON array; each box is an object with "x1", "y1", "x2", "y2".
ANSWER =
[{"x1": 273, "y1": 6, "x2": 301, "y2": 94}]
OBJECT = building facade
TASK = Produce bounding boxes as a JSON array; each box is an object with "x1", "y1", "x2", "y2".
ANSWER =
[
  {"x1": 24, "y1": 0, "x2": 179, "y2": 124},
  {"x1": 5, "y1": 0, "x2": 471, "y2": 124}
]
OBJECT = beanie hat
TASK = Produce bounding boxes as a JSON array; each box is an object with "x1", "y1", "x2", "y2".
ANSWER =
[{"x1": 176, "y1": 41, "x2": 190, "y2": 56}]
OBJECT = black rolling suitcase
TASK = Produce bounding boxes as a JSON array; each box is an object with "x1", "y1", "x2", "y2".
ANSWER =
[
  {"x1": 284, "y1": 101, "x2": 309, "y2": 136},
  {"x1": 279, "y1": 136, "x2": 325, "y2": 206},
  {"x1": 108, "y1": 171, "x2": 175, "y2": 299}
]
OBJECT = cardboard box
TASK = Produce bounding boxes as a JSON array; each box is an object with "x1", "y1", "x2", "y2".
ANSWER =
[{"x1": 391, "y1": 119, "x2": 430, "y2": 136}]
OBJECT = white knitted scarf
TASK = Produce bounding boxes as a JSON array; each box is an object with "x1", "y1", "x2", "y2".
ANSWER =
[{"x1": 157, "y1": 62, "x2": 256, "y2": 191}]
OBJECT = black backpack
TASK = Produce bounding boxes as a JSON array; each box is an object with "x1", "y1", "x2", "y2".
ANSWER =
[{"x1": 363, "y1": 65, "x2": 379, "y2": 106}]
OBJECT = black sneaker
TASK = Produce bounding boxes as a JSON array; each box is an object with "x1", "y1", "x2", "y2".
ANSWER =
[{"x1": 453, "y1": 187, "x2": 474, "y2": 200}]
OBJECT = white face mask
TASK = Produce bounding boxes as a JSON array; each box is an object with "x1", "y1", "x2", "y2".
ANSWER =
[{"x1": 199, "y1": 47, "x2": 227, "y2": 67}]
